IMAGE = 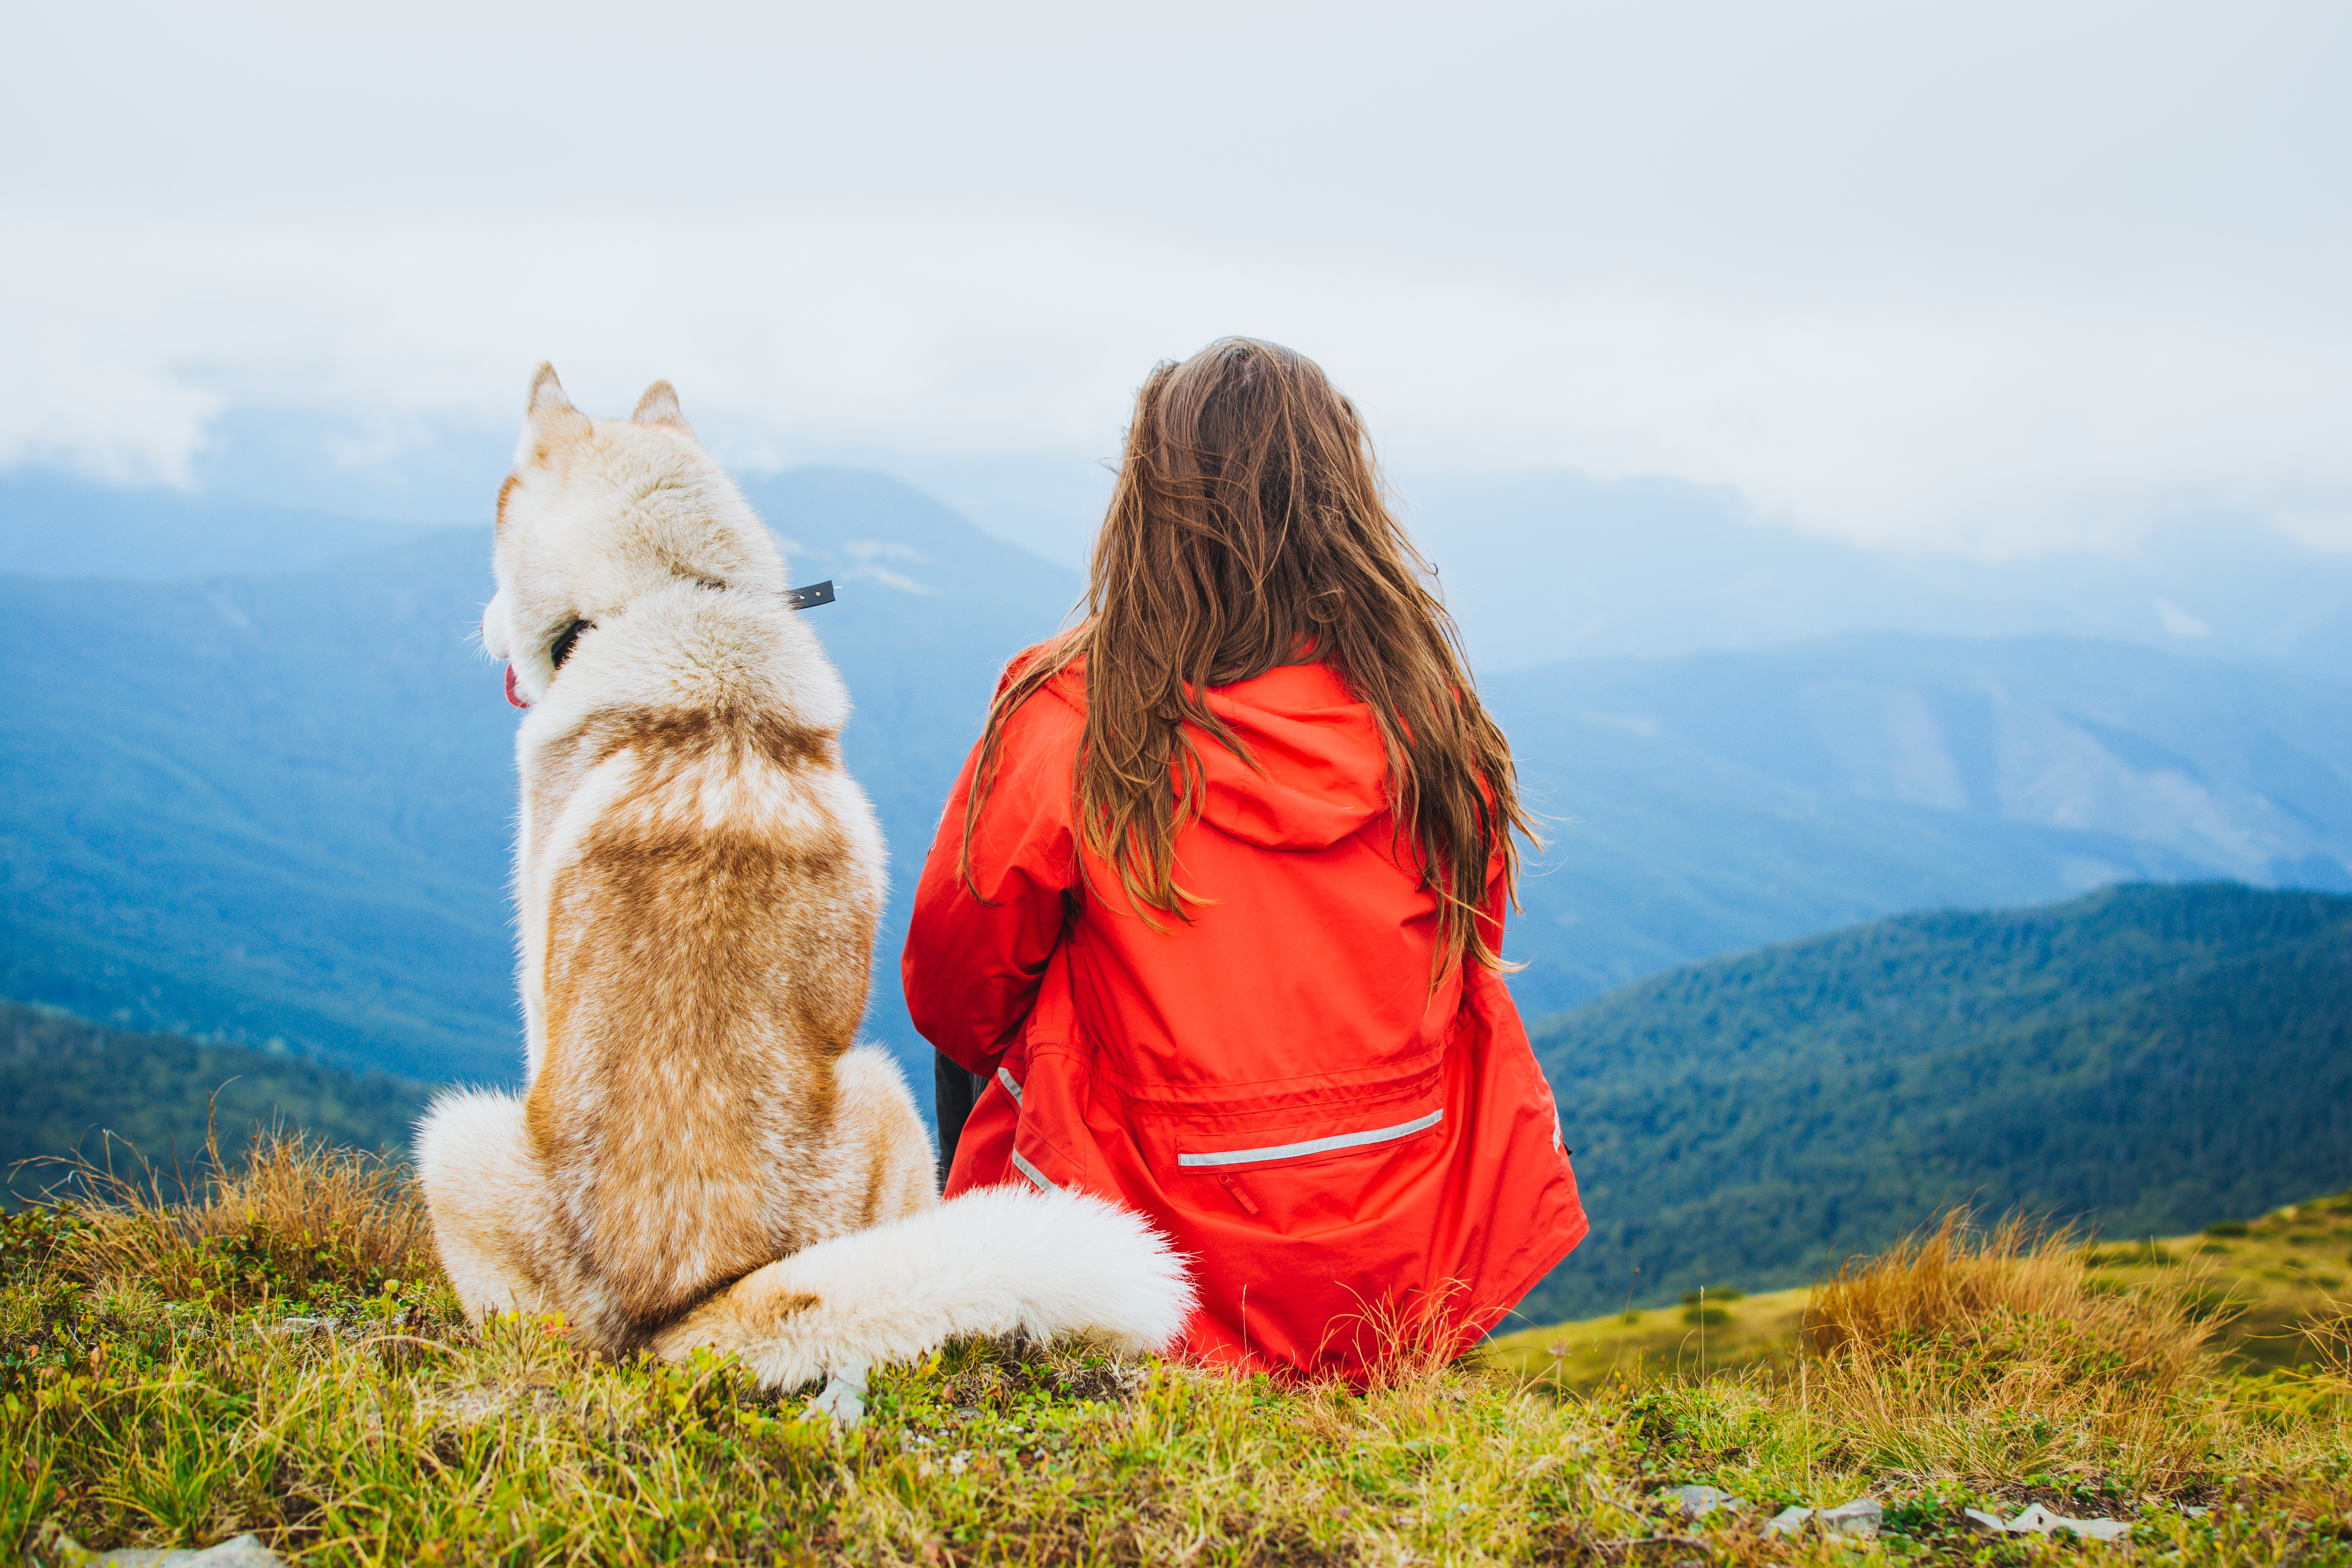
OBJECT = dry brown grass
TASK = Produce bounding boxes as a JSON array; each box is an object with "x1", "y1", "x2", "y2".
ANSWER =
[
  {"x1": 57, "y1": 1122, "x2": 434, "y2": 1306},
  {"x1": 2299, "y1": 1302, "x2": 2352, "y2": 1381},
  {"x1": 1799, "y1": 1208, "x2": 2222, "y2": 1484},
  {"x1": 1318, "y1": 1280, "x2": 1494, "y2": 1392}
]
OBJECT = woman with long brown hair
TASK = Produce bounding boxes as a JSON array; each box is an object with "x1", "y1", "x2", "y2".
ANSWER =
[{"x1": 901, "y1": 338, "x2": 1586, "y2": 1378}]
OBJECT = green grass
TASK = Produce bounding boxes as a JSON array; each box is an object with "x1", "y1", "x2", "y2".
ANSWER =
[{"x1": 6, "y1": 1147, "x2": 2351, "y2": 1564}]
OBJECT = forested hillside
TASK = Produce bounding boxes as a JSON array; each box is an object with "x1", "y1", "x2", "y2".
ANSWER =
[
  {"x1": 1520, "y1": 881, "x2": 2352, "y2": 1323},
  {"x1": 1, "y1": 1000, "x2": 430, "y2": 1207}
]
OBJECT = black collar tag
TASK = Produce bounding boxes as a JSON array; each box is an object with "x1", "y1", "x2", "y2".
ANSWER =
[{"x1": 783, "y1": 579, "x2": 836, "y2": 610}]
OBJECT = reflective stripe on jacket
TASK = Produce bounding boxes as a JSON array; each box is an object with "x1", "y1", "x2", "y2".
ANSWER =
[{"x1": 901, "y1": 652, "x2": 1587, "y2": 1379}]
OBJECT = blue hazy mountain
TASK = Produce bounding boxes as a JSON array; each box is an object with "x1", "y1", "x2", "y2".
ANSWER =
[
  {"x1": 0, "y1": 471, "x2": 430, "y2": 580},
  {"x1": 1517, "y1": 882, "x2": 2352, "y2": 1322},
  {"x1": 814, "y1": 457, "x2": 2352, "y2": 684},
  {"x1": 1, "y1": 468, "x2": 1078, "y2": 1084},
  {"x1": 46, "y1": 411, "x2": 2352, "y2": 683},
  {"x1": 1402, "y1": 471, "x2": 2352, "y2": 680},
  {"x1": 1491, "y1": 633, "x2": 2352, "y2": 1017}
]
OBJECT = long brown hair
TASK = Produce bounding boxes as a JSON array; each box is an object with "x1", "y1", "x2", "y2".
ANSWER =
[{"x1": 963, "y1": 337, "x2": 1535, "y2": 972}]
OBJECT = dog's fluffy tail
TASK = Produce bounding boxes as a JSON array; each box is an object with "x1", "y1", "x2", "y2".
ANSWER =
[{"x1": 651, "y1": 1184, "x2": 1196, "y2": 1389}]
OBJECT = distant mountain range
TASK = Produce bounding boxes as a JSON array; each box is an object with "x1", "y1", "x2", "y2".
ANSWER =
[
  {"x1": 1402, "y1": 470, "x2": 2352, "y2": 679},
  {"x1": 1, "y1": 468, "x2": 1076, "y2": 1083},
  {"x1": 22, "y1": 445, "x2": 2352, "y2": 679},
  {"x1": 0, "y1": 471, "x2": 432, "y2": 580},
  {"x1": 1489, "y1": 633, "x2": 2352, "y2": 1016},
  {"x1": 6, "y1": 467, "x2": 2352, "y2": 1102},
  {"x1": 1517, "y1": 881, "x2": 2352, "y2": 1324}
]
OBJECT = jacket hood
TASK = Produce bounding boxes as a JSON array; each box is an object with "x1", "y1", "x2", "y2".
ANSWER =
[{"x1": 1192, "y1": 663, "x2": 1390, "y2": 851}]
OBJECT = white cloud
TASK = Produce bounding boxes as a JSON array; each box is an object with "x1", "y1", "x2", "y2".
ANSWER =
[
  {"x1": 2154, "y1": 599, "x2": 2212, "y2": 639},
  {"x1": 3, "y1": 1, "x2": 2347, "y2": 555}
]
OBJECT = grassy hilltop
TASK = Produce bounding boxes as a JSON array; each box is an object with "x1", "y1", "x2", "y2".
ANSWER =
[
  {"x1": 1496, "y1": 1193, "x2": 2352, "y2": 1391},
  {"x1": 6, "y1": 1138, "x2": 2349, "y2": 1565},
  {"x1": 4, "y1": 888, "x2": 2349, "y2": 1560}
]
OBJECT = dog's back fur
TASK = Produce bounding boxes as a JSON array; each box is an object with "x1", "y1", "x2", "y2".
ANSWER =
[{"x1": 415, "y1": 368, "x2": 1192, "y2": 1379}]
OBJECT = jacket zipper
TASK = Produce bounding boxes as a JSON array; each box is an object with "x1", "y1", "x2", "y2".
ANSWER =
[{"x1": 1217, "y1": 1173, "x2": 1261, "y2": 1215}]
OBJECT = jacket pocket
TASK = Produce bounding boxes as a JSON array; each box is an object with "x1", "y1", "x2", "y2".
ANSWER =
[
  {"x1": 1174, "y1": 1100, "x2": 1446, "y2": 1174},
  {"x1": 1134, "y1": 1065, "x2": 1449, "y2": 1237},
  {"x1": 1001, "y1": 1045, "x2": 1098, "y2": 1196}
]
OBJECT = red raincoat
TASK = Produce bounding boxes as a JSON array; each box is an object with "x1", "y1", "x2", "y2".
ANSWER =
[{"x1": 901, "y1": 652, "x2": 1587, "y2": 1379}]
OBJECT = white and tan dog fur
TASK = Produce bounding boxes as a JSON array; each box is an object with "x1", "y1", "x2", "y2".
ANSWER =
[{"x1": 414, "y1": 366, "x2": 1192, "y2": 1388}]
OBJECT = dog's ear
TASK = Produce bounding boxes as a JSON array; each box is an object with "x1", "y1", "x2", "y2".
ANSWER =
[
  {"x1": 631, "y1": 380, "x2": 693, "y2": 434},
  {"x1": 520, "y1": 362, "x2": 591, "y2": 462}
]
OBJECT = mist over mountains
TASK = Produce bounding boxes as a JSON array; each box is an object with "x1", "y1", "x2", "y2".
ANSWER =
[
  {"x1": 836, "y1": 459, "x2": 2352, "y2": 681},
  {"x1": 1405, "y1": 471, "x2": 2352, "y2": 679},
  {"x1": 4, "y1": 454, "x2": 2350, "y2": 1101},
  {"x1": 55, "y1": 413, "x2": 2352, "y2": 679}
]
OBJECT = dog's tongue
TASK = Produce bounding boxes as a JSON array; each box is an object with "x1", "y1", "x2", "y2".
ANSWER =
[{"x1": 505, "y1": 664, "x2": 530, "y2": 710}]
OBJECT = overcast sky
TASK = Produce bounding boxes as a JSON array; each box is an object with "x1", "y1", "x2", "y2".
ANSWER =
[{"x1": 3, "y1": 1, "x2": 2346, "y2": 555}]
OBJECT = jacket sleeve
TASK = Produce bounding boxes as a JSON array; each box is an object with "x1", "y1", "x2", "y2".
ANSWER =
[{"x1": 901, "y1": 682, "x2": 1083, "y2": 1075}]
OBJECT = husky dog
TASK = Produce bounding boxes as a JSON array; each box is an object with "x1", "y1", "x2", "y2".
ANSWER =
[{"x1": 414, "y1": 365, "x2": 1192, "y2": 1389}]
